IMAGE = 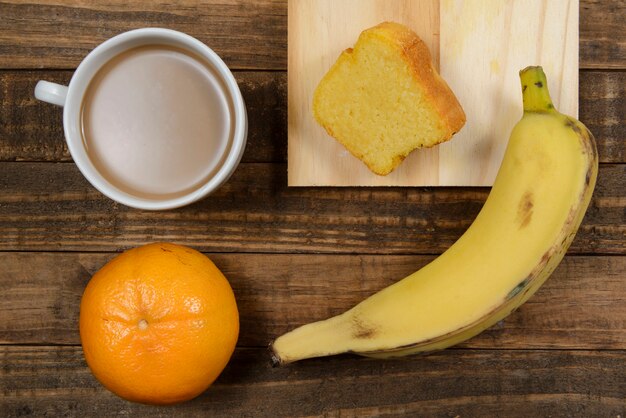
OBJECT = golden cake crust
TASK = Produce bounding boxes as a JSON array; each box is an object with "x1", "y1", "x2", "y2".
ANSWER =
[{"x1": 373, "y1": 22, "x2": 466, "y2": 139}]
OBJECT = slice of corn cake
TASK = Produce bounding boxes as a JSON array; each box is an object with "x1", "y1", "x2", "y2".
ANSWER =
[{"x1": 313, "y1": 22, "x2": 466, "y2": 176}]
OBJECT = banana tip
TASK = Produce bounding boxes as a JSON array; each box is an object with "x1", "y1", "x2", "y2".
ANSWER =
[{"x1": 268, "y1": 342, "x2": 283, "y2": 367}]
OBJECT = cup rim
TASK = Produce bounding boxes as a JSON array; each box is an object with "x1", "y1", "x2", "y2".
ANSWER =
[{"x1": 63, "y1": 28, "x2": 247, "y2": 210}]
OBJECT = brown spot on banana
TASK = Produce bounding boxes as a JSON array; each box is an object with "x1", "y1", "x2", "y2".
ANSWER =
[
  {"x1": 517, "y1": 191, "x2": 534, "y2": 228},
  {"x1": 507, "y1": 277, "x2": 532, "y2": 299},
  {"x1": 352, "y1": 316, "x2": 377, "y2": 339},
  {"x1": 564, "y1": 117, "x2": 583, "y2": 136}
]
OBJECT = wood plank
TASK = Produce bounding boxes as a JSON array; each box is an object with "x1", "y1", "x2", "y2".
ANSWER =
[
  {"x1": 580, "y1": 70, "x2": 626, "y2": 164},
  {"x1": 0, "y1": 253, "x2": 624, "y2": 349},
  {"x1": 0, "y1": 162, "x2": 623, "y2": 254},
  {"x1": 0, "y1": 70, "x2": 287, "y2": 163},
  {"x1": 0, "y1": 0, "x2": 622, "y2": 70},
  {"x1": 0, "y1": 70, "x2": 621, "y2": 164},
  {"x1": 0, "y1": 0, "x2": 287, "y2": 71},
  {"x1": 580, "y1": 0, "x2": 626, "y2": 69},
  {"x1": 1, "y1": 346, "x2": 624, "y2": 417}
]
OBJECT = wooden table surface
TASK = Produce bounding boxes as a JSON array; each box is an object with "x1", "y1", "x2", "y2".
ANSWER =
[{"x1": 0, "y1": 1, "x2": 624, "y2": 416}]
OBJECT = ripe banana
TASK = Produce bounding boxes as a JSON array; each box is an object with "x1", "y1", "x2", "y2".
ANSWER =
[{"x1": 270, "y1": 67, "x2": 598, "y2": 365}]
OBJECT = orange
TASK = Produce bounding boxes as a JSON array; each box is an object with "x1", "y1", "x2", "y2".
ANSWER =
[{"x1": 79, "y1": 242, "x2": 239, "y2": 405}]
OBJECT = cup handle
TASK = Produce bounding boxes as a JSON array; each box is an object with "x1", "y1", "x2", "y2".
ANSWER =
[{"x1": 34, "y1": 80, "x2": 68, "y2": 107}]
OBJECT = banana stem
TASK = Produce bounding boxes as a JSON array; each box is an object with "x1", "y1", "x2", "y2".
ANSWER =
[{"x1": 520, "y1": 66, "x2": 556, "y2": 113}]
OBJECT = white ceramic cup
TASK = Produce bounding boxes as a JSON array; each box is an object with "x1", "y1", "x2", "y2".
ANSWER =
[{"x1": 34, "y1": 28, "x2": 247, "y2": 210}]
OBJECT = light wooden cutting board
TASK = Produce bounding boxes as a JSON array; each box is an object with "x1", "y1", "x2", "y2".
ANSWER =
[{"x1": 288, "y1": 0, "x2": 578, "y2": 187}]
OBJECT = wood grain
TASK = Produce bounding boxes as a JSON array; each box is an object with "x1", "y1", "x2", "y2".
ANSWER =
[
  {"x1": 1, "y1": 346, "x2": 625, "y2": 417},
  {"x1": 0, "y1": 162, "x2": 623, "y2": 254},
  {"x1": 0, "y1": 0, "x2": 623, "y2": 70},
  {"x1": 0, "y1": 0, "x2": 287, "y2": 71},
  {"x1": 439, "y1": 0, "x2": 578, "y2": 185},
  {"x1": 1, "y1": 70, "x2": 621, "y2": 164},
  {"x1": 0, "y1": 253, "x2": 624, "y2": 349},
  {"x1": 580, "y1": 0, "x2": 626, "y2": 69},
  {"x1": 580, "y1": 70, "x2": 626, "y2": 163},
  {"x1": 288, "y1": 0, "x2": 443, "y2": 186},
  {"x1": 0, "y1": 70, "x2": 287, "y2": 163}
]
